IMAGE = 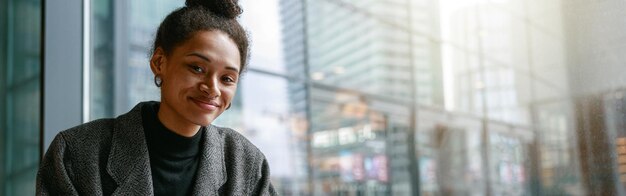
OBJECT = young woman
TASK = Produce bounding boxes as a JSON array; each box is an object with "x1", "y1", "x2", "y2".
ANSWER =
[{"x1": 36, "y1": 0, "x2": 277, "y2": 195}]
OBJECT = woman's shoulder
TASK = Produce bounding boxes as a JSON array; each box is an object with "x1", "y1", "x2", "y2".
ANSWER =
[
  {"x1": 54, "y1": 102, "x2": 144, "y2": 150},
  {"x1": 60, "y1": 118, "x2": 115, "y2": 139},
  {"x1": 54, "y1": 118, "x2": 116, "y2": 151}
]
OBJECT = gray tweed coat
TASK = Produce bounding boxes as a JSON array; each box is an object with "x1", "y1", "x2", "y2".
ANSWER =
[{"x1": 36, "y1": 102, "x2": 277, "y2": 195}]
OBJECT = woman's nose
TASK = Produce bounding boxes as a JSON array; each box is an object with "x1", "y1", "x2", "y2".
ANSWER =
[{"x1": 199, "y1": 77, "x2": 221, "y2": 98}]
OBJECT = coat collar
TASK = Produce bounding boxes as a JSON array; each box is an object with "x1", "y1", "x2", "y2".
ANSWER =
[{"x1": 106, "y1": 102, "x2": 226, "y2": 195}]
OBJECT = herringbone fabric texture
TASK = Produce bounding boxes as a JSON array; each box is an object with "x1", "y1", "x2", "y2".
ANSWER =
[{"x1": 36, "y1": 102, "x2": 277, "y2": 196}]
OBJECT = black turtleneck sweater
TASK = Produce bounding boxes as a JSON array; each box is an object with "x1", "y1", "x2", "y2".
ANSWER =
[{"x1": 142, "y1": 102, "x2": 203, "y2": 196}]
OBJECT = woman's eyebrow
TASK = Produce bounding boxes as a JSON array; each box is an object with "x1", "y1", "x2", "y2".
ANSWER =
[
  {"x1": 225, "y1": 66, "x2": 239, "y2": 73},
  {"x1": 186, "y1": 52, "x2": 211, "y2": 62},
  {"x1": 187, "y1": 52, "x2": 239, "y2": 73}
]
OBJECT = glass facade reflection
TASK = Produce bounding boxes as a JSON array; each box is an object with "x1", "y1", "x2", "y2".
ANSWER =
[
  {"x1": 89, "y1": 0, "x2": 182, "y2": 120},
  {"x1": 76, "y1": 0, "x2": 626, "y2": 195},
  {"x1": 0, "y1": 0, "x2": 41, "y2": 195},
  {"x1": 277, "y1": 0, "x2": 613, "y2": 195}
]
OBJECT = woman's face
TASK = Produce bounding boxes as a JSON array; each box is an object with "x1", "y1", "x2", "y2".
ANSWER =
[{"x1": 151, "y1": 30, "x2": 241, "y2": 127}]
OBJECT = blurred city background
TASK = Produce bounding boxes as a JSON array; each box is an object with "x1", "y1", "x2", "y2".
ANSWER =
[{"x1": 2, "y1": 0, "x2": 626, "y2": 195}]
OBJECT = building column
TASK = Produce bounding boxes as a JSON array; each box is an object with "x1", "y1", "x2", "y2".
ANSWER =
[{"x1": 42, "y1": 0, "x2": 84, "y2": 152}]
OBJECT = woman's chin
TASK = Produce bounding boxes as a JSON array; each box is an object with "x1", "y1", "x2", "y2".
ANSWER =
[{"x1": 188, "y1": 115, "x2": 214, "y2": 127}]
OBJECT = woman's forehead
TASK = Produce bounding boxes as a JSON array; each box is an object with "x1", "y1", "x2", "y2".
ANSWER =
[{"x1": 175, "y1": 31, "x2": 241, "y2": 70}]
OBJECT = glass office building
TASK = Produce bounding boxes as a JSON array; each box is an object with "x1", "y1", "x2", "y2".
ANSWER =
[{"x1": 2, "y1": 0, "x2": 626, "y2": 195}]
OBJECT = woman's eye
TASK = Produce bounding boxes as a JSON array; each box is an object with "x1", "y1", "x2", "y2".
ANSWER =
[
  {"x1": 189, "y1": 65, "x2": 204, "y2": 73},
  {"x1": 222, "y1": 76, "x2": 236, "y2": 83}
]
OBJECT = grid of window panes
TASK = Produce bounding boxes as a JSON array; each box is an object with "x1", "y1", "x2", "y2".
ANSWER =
[{"x1": 88, "y1": 0, "x2": 626, "y2": 195}]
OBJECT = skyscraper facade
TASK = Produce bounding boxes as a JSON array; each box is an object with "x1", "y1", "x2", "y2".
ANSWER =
[
  {"x1": 280, "y1": 0, "x2": 444, "y2": 195},
  {"x1": 279, "y1": 0, "x2": 593, "y2": 195}
]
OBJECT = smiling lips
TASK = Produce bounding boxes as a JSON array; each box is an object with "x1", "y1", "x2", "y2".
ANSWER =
[{"x1": 190, "y1": 97, "x2": 220, "y2": 111}]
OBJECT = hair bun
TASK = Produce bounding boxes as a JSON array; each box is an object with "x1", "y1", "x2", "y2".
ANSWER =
[{"x1": 185, "y1": 0, "x2": 242, "y2": 18}]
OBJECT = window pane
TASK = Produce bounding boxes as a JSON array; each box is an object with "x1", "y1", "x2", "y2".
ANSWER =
[
  {"x1": 90, "y1": 0, "x2": 181, "y2": 120},
  {"x1": 0, "y1": 0, "x2": 41, "y2": 195},
  {"x1": 87, "y1": 0, "x2": 626, "y2": 195}
]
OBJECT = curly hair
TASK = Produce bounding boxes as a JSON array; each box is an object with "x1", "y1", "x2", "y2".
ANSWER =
[{"x1": 151, "y1": 0, "x2": 250, "y2": 73}]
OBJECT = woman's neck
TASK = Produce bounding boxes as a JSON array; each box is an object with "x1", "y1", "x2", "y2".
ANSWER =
[{"x1": 157, "y1": 102, "x2": 201, "y2": 137}]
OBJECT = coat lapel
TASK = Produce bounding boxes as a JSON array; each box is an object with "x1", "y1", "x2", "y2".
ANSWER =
[
  {"x1": 192, "y1": 125, "x2": 227, "y2": 195},
  {"x1": 104, "y1": 102, "x2": 227, "y2": 195},
  {"x1": 107, "y1": 103, "x2": 154, "y2": 195}
]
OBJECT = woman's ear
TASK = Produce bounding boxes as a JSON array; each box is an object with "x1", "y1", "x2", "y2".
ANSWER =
[{"x1": 150, "y1": 47, "x2": 166, "y2": 75}]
